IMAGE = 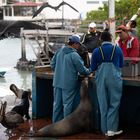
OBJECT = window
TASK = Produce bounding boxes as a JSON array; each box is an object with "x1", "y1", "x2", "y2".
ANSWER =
[
  {"x1": 2, "y1": 0, "x2": 6, "y2": 4},
  {"x1": 87, "y1": 1, "x2": 99, "y2": 4}
]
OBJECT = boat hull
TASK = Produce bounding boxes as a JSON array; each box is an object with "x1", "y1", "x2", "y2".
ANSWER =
[{"x1": 0, "y1": 71, "x2": 6, "y2": 77}]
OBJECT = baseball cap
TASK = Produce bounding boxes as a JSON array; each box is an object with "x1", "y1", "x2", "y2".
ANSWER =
[
  {"x1": 88, "y1": 22, "x2": 96, "y2": 28},
  {"x1": 116, "y1": 25, "x2": 128, "y2": 33},
  {"x1": 69, "y1": 35, "x2": 81, "y2": 44}
]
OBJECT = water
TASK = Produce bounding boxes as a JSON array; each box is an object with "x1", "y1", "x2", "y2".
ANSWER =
[
  {"x1": 0, "y1": 38, "x2": 37, "y2": 139},
  {"x1": 0, "y1": 38, "x2": 36, "y2": 98}
]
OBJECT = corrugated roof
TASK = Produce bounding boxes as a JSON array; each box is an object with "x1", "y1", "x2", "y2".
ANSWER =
[{"x1": 13, "y1": 2, "x2": 42, "y2": 7}]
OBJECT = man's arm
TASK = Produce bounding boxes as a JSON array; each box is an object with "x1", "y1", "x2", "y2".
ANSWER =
[{"x1": 129, "y1": 37, "x2": 140, "y2": 57}]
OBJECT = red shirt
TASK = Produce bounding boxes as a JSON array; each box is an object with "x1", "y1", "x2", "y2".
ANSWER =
[{"x1": 117, "y1": 36, "x2": 139, "y2": 57}]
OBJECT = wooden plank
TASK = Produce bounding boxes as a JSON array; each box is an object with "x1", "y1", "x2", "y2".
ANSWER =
[
  {"x1": 21, "y1": 29, "x2": 83, "y2": 36},
  {"x1": 35, "y1": 68, "x2": 140, "y2": 87},
  {"x1": 35, "y1": 65, "x2": 53, "y2": 73}
]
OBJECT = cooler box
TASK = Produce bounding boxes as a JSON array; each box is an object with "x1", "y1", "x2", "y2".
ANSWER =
[
  {"x1": 122, "y1": 57, "x2": 140, "y2": 77},
  {"x1": 138, "y1": 60, "x2": 140, "y2": 76}
]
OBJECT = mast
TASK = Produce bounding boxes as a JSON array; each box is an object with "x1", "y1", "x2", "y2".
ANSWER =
[{"x1": 62, "y1": 0, "x2": 64, "y2": 29}]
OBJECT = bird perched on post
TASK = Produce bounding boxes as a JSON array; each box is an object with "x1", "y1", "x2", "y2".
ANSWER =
[{"x1": 32, "y1": 1, "x2": 79, "y2": 18}]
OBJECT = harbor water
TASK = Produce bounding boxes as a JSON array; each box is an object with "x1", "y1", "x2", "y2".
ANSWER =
[
  {"x1": 0, "y1": 37, "x2": 36, "y2": 99},
  {"x1": 0, "y1": 37, "x2": 38, "y2": 139}
]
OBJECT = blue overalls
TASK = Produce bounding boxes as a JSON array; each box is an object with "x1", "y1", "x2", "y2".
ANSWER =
[{"x1": 94, "y1": 46, "x2": 122, "y2": 134}]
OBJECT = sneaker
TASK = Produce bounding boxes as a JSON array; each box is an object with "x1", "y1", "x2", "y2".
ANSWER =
[{"x1": 107, "y1": 130, "x2": 123, "y2": 137}]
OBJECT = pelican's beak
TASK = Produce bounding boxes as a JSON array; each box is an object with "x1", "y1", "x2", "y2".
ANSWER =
[
  {"x1": 28, "y1": 89, "x2": 32, "y2": 101},
  {"x1": 10, "y1": 84, "x2": 22, "y2": 99}
]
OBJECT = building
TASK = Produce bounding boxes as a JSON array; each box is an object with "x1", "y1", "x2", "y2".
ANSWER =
[
  {"x1": 0, "y1": 0, "x2": 43, "y2": 20},
  {"x1": 0, "y1": 0, "x2": 108, "y2": 20},
  {"x1": 87, "y1": 0, "x2": 108, "y2": 5},
  {"x1": 81, "y1": 0, "x2": 108, "y2": 19},
  {"x1": 32, "y1": 0, "x2": 109, "y2": 19}
]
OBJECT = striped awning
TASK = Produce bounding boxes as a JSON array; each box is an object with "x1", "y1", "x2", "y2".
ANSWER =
[{"x1": 13, "y1": 2, "x2": 43, "y2": 7}]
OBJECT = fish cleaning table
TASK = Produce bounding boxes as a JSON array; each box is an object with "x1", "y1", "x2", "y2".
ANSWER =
[{"x1": 32, "y1": 66, "x2": 140, "y2": 129}]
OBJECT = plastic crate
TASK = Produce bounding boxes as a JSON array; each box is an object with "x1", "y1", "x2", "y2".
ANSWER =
[
  {"x1": 122, "y1": 57, "x2": 140, "y2": 77},
  {"x1": 138, "y1": 60, "x2": 140, "y2": 76}
]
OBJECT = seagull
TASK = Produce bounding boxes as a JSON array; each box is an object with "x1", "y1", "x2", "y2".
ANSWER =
[{"x1": 32, "y1": 1, "x2": 79, "y2": 18}]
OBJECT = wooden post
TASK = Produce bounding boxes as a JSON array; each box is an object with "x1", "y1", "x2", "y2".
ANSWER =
[
  {"x1": 61, "y1": 0, "x2": 64, "y2": 29},
  {"x1": 20, "y1": 28, "x2": 27, "y2": 61},
  {"x1": 109, "y1": 0, "x2": 115, "y2": 43},
  {"x1": 11, "y1": 6, "x2": 14, "y2": 17},
  {"x1": 45, "y1": 21, "x2": 49, "y2": 57}
]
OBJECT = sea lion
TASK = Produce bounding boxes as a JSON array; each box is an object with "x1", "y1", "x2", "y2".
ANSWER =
[{"x1": 23, "y1": 77, "x2": 93, "y2": 137}]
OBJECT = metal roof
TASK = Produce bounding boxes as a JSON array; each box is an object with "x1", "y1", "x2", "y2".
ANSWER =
[{"x1": 13, "y1": 2, "x2": 43, "y2": 7}]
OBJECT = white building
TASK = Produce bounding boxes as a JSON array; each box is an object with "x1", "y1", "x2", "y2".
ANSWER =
[
  {"x1": 0, "y1": 0, "x2": 7, "y2": 6},
  {"x1": 34, "y1": 0, "x2": 108, "y2": 19},
  {"x1": 0, "y1": 0, "x2": 108, "y2": 20},
  {"x1": 0, "y1": 0, "x2": 43, "y2": 20}
]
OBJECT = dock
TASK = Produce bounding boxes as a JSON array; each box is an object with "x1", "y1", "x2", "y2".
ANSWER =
[
  {"x1": 16, "y1": 28, "x2": 82, "y2": 71},
  {"x1": 1, "y1": 118, "x2": 140, "y2": 140},
  {"x1": 1, "y1": 65, "x2": 140, "y2": 139}
]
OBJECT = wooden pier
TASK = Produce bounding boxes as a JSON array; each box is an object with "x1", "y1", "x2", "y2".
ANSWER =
[{"x1": 17, "y1": 28, "x2": 80, "y2": 70}]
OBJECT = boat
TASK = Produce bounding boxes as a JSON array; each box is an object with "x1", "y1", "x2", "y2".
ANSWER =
[
  {"x1": 0, "y1": 1, "x2": 43, "y2": 21},
  {"x1": 0, "y1": 1, "x2": 47, "y2": 40},
  {"x1": 0, "y1": 68, "x2": 11, "y2": 77},
  {"x1": 0, "y1": 71, "x2": 6, "y2": 77}
]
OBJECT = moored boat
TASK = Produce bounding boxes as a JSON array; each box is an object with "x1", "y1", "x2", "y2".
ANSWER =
[
  {"x1": 0, "y1": 71, "x2": 6, "y2": 77},
  {"x1": 0, "y1": 1, "x2": 43, "y2": 21},
  {"x1": 0, "y1": 68, "x2": 11, "y2": 77}
]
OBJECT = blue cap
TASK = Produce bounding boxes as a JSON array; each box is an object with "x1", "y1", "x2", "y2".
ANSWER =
[{"x1": 69, "y1": 35, "x2": 81, "y2": 44}]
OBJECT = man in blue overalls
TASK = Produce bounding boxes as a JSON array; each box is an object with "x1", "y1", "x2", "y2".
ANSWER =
[
  {"x1": 51, "y1": 35, "x2": 91, "y2": 123},
  {"x1": 90, "y1": 31, "x2": 124, "y2": 137}
]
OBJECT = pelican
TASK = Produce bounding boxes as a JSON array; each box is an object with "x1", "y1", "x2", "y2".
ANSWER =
[{"x1": 0, "y1": 101, "x2": 24, "y2": 136}]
